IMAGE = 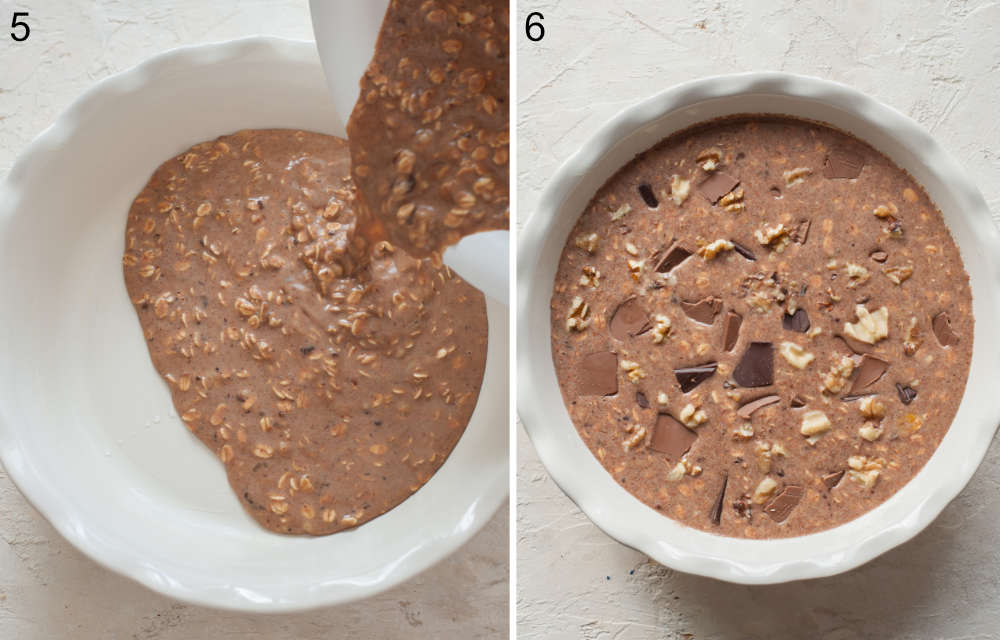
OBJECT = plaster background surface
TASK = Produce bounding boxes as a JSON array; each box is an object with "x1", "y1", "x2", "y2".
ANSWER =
[
  {"x1": 516, "y1": 1, "x2": 1000, "y2": 638},
  {"x1": 0, "y1": 1, "x2": 507, "y2": 638}
]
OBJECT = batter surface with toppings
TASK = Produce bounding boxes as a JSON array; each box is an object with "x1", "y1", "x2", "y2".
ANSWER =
[{"x1": 550, "y1": 115, "x2": 973, "y2": 538}]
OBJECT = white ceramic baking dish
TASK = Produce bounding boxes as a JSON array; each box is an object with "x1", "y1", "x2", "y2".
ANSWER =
[
  {"x1": 517, "y1": 72, "x2": 1000, "y2": 584},
  {"x1": 0, "y1": 37, "x2": 508, "y2": 612}
]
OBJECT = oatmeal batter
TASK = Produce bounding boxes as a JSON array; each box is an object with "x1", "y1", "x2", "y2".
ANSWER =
[
  {"x1": 124, "y1": 130, "x2": 487, "y2": 535},
  {"x1": 347, "y1": 0, "x2": 509, "y2": 257},
  {"x1": 551, "y1": 115, "x2": 973, "y2": 538}
]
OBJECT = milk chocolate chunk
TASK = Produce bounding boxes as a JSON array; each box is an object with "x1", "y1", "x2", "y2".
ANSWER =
[
  {"x1": 578, "y1": 351, "x2": 618, "y2": 396},
  {"x1": 655, "y1": 244, "x2": 692, "y2": 273},
  {"x1": 737, "y1": 394, "x2": 780, "y2": 419},
  {"x1": 649, "y1": 413, "x2": 697, "y2": 460},
  {"x1": 849, "y1": 354, "x2": 889, "y2": 394},
  {"x1": 782, "y1": 308, "x2": 810, "y2": 333},
  {"x1": 793, "y1": 219, "x2": 811, "y2": 245},
  {"x1": 932, "y1": 311, "x2": 960, "y2": 346},
  {"x1": 733, "y1": 342, "x2": 774, "y2": 387},
  {"x1": 821, "y1": 470, "x2": 845, "y2": 490},
  {"x1": 763, "y1": 485, "x2": 804, "y2": 523},
  {"x1": 896, "y1": 383, "x2": 918, "y2": 405},
  {"x1": 823, "y1": 148, "x2": 865, "y2": 179},
  {"x1": 636, "y1": 391, "x2": 650, "y2": 408},
  {"x1": 698, "y1": 171, "x2": 740, "y2": 204},
  {"x1": 710, "y1": 473, "x2": 729, "y2": 525},
  {"x1": 722, "y1": 310, "x2": 743, "y2": 352},
  {"x1": 731, "y1": 240, "x2": 756, "y2": 261},
  {"x1": 638, "y1": 183, "x2": 658, "y2": 208},
  {"x1": 675, "y1": 362, "x2": 718, "y2": 393},
  {"x1": 680, "y1": 296, "x2": 722, "y2": 325},
  {"x1": 790, "y1": 395, "x2": 807, "y2": 408},
  {"x1": 837, "y1": 333, "x2": 872, "y2": 355},
  {"x1": 610, "y1": 297, "x2": 650, "y2": 340},
  {"x1": 870, "y1": 249, "x2": 888, "y2": 263}
]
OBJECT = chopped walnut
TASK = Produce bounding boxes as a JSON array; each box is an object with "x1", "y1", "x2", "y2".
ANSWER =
[
  {"x1": 578, "y1": 266, "x2": 600, "y2": 288},
  {"x1": 883, "y1": 263, "x2": 914, "y2": 285},
  {"x1": 610, "y1": 203, "x2": 632, "y2": 221},
  {"x1": 873, "y1": 203, "x2": 899, "y2": 219},
  {"x1": 670, "y1": 175, "x2": 691, "y2": 205},
  {"x1": 847, "y1": 455, "x2": 885, "y2": 489},
  {"x1": 651, "y1": 314, "x2": 672, "y2": 344},
  {"x1": 575, "y1": 232, "x2": 598, "y2": 254},
  {"x1": 898, "y1": 412, "x2": 924, "y2": 437},
  {"x1": 779, "y1": 341, "x2": 815, "y2": 369},
  {"x1": 771, "y1": 442, "x2": 788, "y2": 457},
  {"x1": 752, "y1": 476, "x2": 778, "y2": 504},
  {"x1": 783, "y1": 167, "x2": 812, "y2": 186},
  {"x1": 719, "y1": 188, "x2": 745, "y2": 212},
  {"x1": 859, "y1": 423, "x2": 883, "y2": 442},
  {"x1": 679, "y1": 403, "x2": 708, "y2": 428},
  {"x1": 859, "y1": 396, "x2": 886, "y2": 420},
  {"x1": 696, "y1": 147, "x2": 722, "y2": 171},
  {"x1": 666, "y1": 461, "x2": 687, "y2": 482},
  {"x1": 800, "y1": 410, "x2": 832, "y2": 436},
  {"x1": 565, "y1": 296, "x2": 590, "y2": 332},
  {"x1": 620, "y1": 359, "x2": 646, "y2": 383},
  {"x1": 903, "y1": 316, "x2": 922, "y2": 356},
  {"x1": 844, "y1": 304, "x2": 889, "y2": 345},
  {"x1": 821, "y1": 355, "x2": 855, "y2": 393},
  {"x1": 622, "y1": 424, "x2": 647, "y2": 451},
  {"x1": 754, "y1": 223, "x2": 790, "y2": 252},
  {"x1": 697, "y1": 238, "x2": 734, "y2": 260},
  {"x1": 656, "y1": 391, "x2": 669, "y2": 406},
  {"x1": 626, "y1": 258, "x2": 644, "y2": 281},
  {"x1": 844, "y1": 263, "x2": 870, "y2": 288},
  {"x1": 732, "y1": 423, "x2": 754, "y2": 440},
  {"x1": 624, "y1": 241, "x2": 639, "y2": 256},
  {"x1": 755, "y1": 442, "x2": 772, "y2": 473}
]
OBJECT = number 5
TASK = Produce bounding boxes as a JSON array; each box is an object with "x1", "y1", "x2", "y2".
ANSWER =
[
  {"x1": 525, "y1": 11, "x2": 544, "y2": 42},
  {"x1": 11, "y1": 11, "x2": 29, "y2": 42}
]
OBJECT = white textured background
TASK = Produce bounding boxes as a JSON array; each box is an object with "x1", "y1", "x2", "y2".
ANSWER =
[
  {"x1": 0, "y1": 1, "x2": 507, "y2": 638},
  {"x1": 517, "y1": 1, "x2": 1000, "y2": 638}
]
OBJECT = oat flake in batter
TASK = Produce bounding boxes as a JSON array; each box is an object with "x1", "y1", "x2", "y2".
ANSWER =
[{"x1": 551, "y1": 115, "x2": 973, "y2": 538}]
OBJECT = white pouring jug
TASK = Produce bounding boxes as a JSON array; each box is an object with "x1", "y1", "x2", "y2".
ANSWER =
[{"x1": 309, "y1": 0, "x2": 510, "y2": 306}]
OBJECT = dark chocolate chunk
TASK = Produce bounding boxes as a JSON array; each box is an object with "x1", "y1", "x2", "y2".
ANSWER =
[
  {"x1": 609, "y1": 297, "x2": 650, "y2": 340},
  {"x1": 763, "y1": 485, "x2": 803, "y2": 523},
  {"x1": 736, "y1": 394, "x2": 780, "y2": 419},
  {"x1": 698, "y1": 171, "x2": 740, "y2": 204},
  {"x1": 654, "y1": 244, "x2": 692, "y2": 273},
  {"x1": 790, "y1": 395, "x2": 807, "y2": 408},
  {"x1": 733, "y1": 342, "x2": 774, "y2": 388},
  {"x1": 578, "y1": 351, "x2": 618, "y2": 396},
  {"x1": 821, "y1": 470, "x2": 845, "y2": 490},
  {"x1": 896, "y1": 383, "x2": 918, "y2": 405},
  {"x1": 782, "y1": 308, "x2": 810, "y2": 333},
  {"x1": 870, "y1": 249, "x2": 888, "y2": 263},
  {"x1": 649, "y1": 413, "x2": 697, "y2": 460},
  {"x1": 638, "y1": 183, "x2": 658, "y2": 208},
  {"x1": 680, "y1": 296, "x2": 722, "y2": 325},
  {"x1": 793, "y1": 219, "x2": 811, "y2": 245},
  {"x1": 823, "y1": 148, "x2": 865, "y2": 179},
  {"x1": 837, "y1": 333, "x2": 872, "y2": 355},
  {"x1": 636, "y1": 391, "x2": 649, "y2": 409},
  {"x1": 769, "y1": 186, "x2": 782, "y2": 199},
  {"x1": 932, "y1": 311, "x2": 959, "y2": 347},
  {"x1": 731, "y1": 240, "x2": 756, "y2": 261},
  {"x1": 722, "y1": 310, "x2": 742, "y2": 352},
  {"x1": 849, "y1": 354, "x2": 889, "y2": 394},
  {"x1": 710, "y1": 473, "x2": 729, "y2": 525},
  {"x1": 674, "y1": 362, "x2": 718, "y2": 393}
]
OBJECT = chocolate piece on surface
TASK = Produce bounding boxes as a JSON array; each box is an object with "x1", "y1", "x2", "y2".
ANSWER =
[
  {"x1": 610, "y1": 297, "x2": 650, "y2": 340},
  {"x1": 636, "y1": 391, "x2": 649, "y2": 409},
  {"x1": 849, "y1": 354, "x2": 889, "y2": 394},
  {"x1": 841, "y1": 392, "x2": 876, "y2": 402},
  {"x1": 793, "y1": 219, "x2": 811, "y2": 245},
  {"x1": 821, "y1": 470, "x2": 845, "y2": 490},
  {"x1": 698, "y1": 171, "x2": 740, "y2": 204},
  {"x1": 737, "y1": 394, "x2": 780, "y2": 419},
  {"x1": 763, "y1": 485, "x2": 804, "y2": 523},
  {"x1": 680, "y1": 296, "x2": 722, "y2": 324},
  {"x1": 823, "y1": 148, "x2": 865, "y2": 179},
  {"x1": 731, "y1": 240, "x2": 757, "y2": 261},
  {"x1": 710, "y1": 473, "x2": 729, "y2": 525},
  {"x1": 896, "y1": 383, "x2": 918, "y2": 405},
  {"x1": 649, "y1": 413, "x2": 697, "y2": 460},
  {"x1": 578, "y1": 351, "x2": 618, "y2": 396},
  {"x1": 837, "y1": 333, "x2": 873, "y2": 355},
  {"x1": 638, "y1": 183, "x2": 658, "y2": 208},
  {"x1": 654, "y1": 244, "x2": 692, "y2": 273},
  {"x1": 932, "y1": 311, "x2": 959, "y2": 346},
  {"x1": 675, "y1": 363, "x2": 718, "y2": 393},
  {"x1": 782, "y1": 308, "x2": 810, "y2": 333},
  {"x1": 790, "y1": 395, "x2": 807, "y2": 408},
  {"x1": 722, "y1": 310, "x2": 742, "y2": 352},
  {"x1": 733, "y1": 342, "x2": 774, "y2": 388},
  {"x1": 870, "y1": 249, "x2": 888, "y2": 263}
]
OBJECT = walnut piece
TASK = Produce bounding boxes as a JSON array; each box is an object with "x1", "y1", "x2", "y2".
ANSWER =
[
  {"x1": 859, "y1": 396, "x2": 886, "y2": 420},
  {"x1": 873, "y1": 203, "x2": 899, "y2": 219},
  {"x1": 719, "y1": 188, "x2": 745, "y2": 212},
  {"x1": 696, "y1": 147, "x2": 722, "y2": 171},
  {"x1": 847, "y1": 455, "x2": 885, "y2": 489},
  {"x1": 622, "y1": 424, "x2": 647, "y2": 452},
  {"x1": 843, "y1": 304, "x2": 889, "y2": 345},
  {"x1": 610, "y1": 203, "x2": 632, "y2": 221},
  {"x1": 884, "y1": 263, "x2": 914, "y2": 285},
  {"x1": 578, "y1": 266, "x2": 600, "y2": 288},
  {"x1": 626, "y1": 258, "x2": 644, "y2": 281},
  {"x1": 859, "y1": 423, "x2": 883, "y2": 442},
  {"x1": 844, "y1": 262, "x2": 870, "y2": 288},
  {"x1": 574, "y1": 232, "x2": 598, "y2": 253},
  {"x1": 752, "y1": 476, "x2": 778, "y2": 504},
  {"x1": 566, "y1": 296, "x2": 590, "y2": 331},
  {"x1": 754, "y1": 223, "x2": 790, "y2": 252},
  {"x1": 783, "y1": 167, "x2": 812, "y2": 186},
  {"x1": 732, "y1": 423, "x2": 754, "y2": 441},
  {"x1": 903, "y1": 316, "x2": 922, "y2": 356},
  {"x1": 670, "y1": 175, "x2": 691, "y2": 205},
  {"x1": 779, "y1": 341, "x2": 815, "y2": 369},
  {"x1": 800, "y1": 409, "x2": 832, "y2": 436},
  {"x1": 651, "y1": 314, "x2": 672, "y2": 344},
  {"x1": 697, "y1": 238, "x2": 734, "y2": 260},
  {"x1": 620, "y1": 359, "x2": 646, "y2": 383},
  {"x1": 821, "y1": 355, "x2": 855, "y2": 393},
  {"x1": 679, "y1": 403, "x2": 708, "y2": 428}
]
